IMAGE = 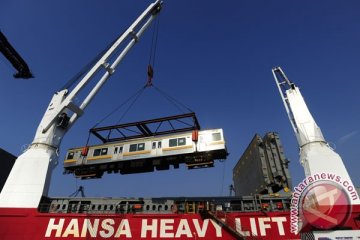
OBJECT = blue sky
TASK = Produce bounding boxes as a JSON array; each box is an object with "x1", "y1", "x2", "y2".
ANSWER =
[{"x1": 1, "y1": 0, "x2": 359, "y2": 198}]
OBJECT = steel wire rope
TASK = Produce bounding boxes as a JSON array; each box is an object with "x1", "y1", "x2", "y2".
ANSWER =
[
  {"x1": 83, "y1": 13, "x2": 193, "y2": 144},
  {"x1": 86, "y1": 17, "x2": 159, "y2": 128},
  {"x1": 152, "y1": 84, "x2": 193, "y2": 113},
  {"x1": 145, "y1": 11, "x2": 160, "y2": 87},
  {"x1": 82, "y1": 16, "x2": 161, "y2": 144},
  {"x1": 69, "y1": 178, "x2": 78, "y2": 197},
  {"x1": 219, "y1": 158, "x2": 227, "y2": 196},
  {"x1": 148, "y1": 12, "x2": 160, "y2": 68},
  {"x1": 92, "y1": 85, "x2": 146, "y2": 128},
  {"x1": 146, "y1": 12, "x2": 194, "y2": 115},
  {"x1": 83, "y1": 84, "x2": 147, "y2": 145},
  {"x1": 115, "y1": 86, "x2": 147, "y2": 124}
]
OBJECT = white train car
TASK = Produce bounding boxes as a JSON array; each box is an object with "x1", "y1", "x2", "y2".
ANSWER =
[{"x1": 64, "y1": 128, "x2": 227, "y2": 178}]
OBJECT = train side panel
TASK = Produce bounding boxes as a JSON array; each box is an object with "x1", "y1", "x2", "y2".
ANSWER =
[
  {"x1": 197, "y1": 129, "x2": 226, "y2": 153},
  {"x1": 63, "y1": 129, "x2": 228, "y2": 177}
]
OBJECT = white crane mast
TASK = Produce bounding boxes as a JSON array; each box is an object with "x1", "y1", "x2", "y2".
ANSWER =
[
  {"x1": 0, "y1": 0, "x2": 162, "y2": 208},
  {"x1": 272, "y1": 67, "x2": 359, "y2": 204}
]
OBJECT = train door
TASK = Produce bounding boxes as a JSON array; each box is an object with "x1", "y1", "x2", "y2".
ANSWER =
[
  {"x1": 198, "y1": 134, "x2": 206, "y2": 152},
  {"x1": 151, "y1": 140, "x2": 162, "y2": 157},
  {"x1": 113, "y1": 146, "x2": 123, "y2": 160}
]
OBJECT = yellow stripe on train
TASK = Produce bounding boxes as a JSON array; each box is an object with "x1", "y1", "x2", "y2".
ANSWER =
[
  {"x1": 123, "y1": 150, "x2": 151, "y2": 156},
  {"x1": 86, "y1": 155, "x2": 113, "y2": 161},
  {"x1": 64, "y1": 159, "x2": 77, "y2": 163},
  {"x1": 162, "y1": 145, "x2": 193, "y2": 151}
]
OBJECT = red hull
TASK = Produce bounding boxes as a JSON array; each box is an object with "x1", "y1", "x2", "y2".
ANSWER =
[
  {"x1": 0, "y1": 208, "x2": 299, "y2": 239},
  {"x1": 3, "y1": 205, "x2": 360, "y2": 239}
]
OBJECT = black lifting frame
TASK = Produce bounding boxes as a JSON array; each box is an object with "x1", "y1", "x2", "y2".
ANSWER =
[{"x1": 90, "y1": 112, "x2": 201, "y2": 143}]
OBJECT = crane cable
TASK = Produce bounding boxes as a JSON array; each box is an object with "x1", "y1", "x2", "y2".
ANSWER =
[
  {"x1": 146, "y1": 13, "x2": 193, "y2": 113},
  {"x1": 83, "y1": 12, "x2": 193, "y2": 145},
  {"x1": 146, "y1": 12, "x2": 160, "y2": 87},
  {"x1": 83, "y1": 85, "x2": 147, "y2": 146},
  {"x1": 89, "y1": 12, "x2": 161, "y2": 129},
  {"x1": 152, "y1": 85, "x2": 193, "y2": 113},
  {"x1": 80, "y1": 18, "x2": 161, "y2": 147}
]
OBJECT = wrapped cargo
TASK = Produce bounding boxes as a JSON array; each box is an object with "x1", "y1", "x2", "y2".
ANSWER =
[{"x1": 233, "y1": 132, "x2": 292, "y2": 196}]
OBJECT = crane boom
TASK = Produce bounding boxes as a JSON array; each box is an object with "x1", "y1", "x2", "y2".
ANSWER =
[
  {"x1": 272, "y1": 67, "x2": 326, "y2": 147},
  {"x1": 272, "y1": 67, "x2": 359, "y2": 204},
  {"x1": 0, "y1": 1, "x2": 162, "y2": 208},
  {"x1": 0, "y1": 31, "x2": 33, "y2": 79}
]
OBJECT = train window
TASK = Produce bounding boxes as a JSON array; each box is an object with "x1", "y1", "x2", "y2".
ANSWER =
[
  {"x1": 212, "y1": 133, "x2": 222, "y2": 141},
  {"x1": 158, "y1": 141, "x2": 162, "y2": 148},
  {"x1": 67, "y1": 152, "x2": 74, "y2": 160},
  {"x1": 169, "y1": 138, "x2": 186, "y2": 147},
  {"x1": 119, "y1": 146, "x2": 123, "y2": 153},
  {"x1": 114, "y1": 147, "x2": 118, "y2": 154},
  {"x1": 93, "y1": 149, "x2": 101, "y2": 156},
  {"x1": 152, "y1": 142, "x2": 156, "y2": 149},
  {"x1": 129, "y1": 144, "x2": 137, "y2": 152},
  {"x1": 169, "y1": 139, "x2": 177, "y2": 147},
  {"x1": 138, "y1": 143, "x2": 145, "y2": 151},
  {"x1": 129, "y1": 143, "x2": 145, "y2": 152},
  {"x1": 178, "y1": 138, "x2": 186, "y2": 146},
  {"x1": 94, "y1": 148, "x2": 108, "y2": 156}
]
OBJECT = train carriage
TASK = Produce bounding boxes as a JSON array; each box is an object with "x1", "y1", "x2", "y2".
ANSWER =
[{"x1": 64, "y1": 128, "x2": 228, "y2": 179}]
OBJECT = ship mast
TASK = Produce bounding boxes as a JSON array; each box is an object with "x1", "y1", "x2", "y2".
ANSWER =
[{"x1": 0, "y1": 1, "x2": 162, "y2": 208}]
